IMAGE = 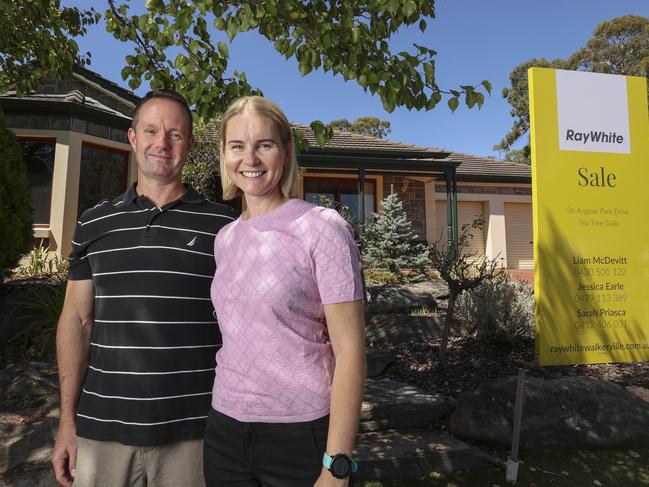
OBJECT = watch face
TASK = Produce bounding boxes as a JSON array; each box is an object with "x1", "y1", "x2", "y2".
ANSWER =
[{"x1": 330, "y1": 455, "x2": 351, "y2": 479}]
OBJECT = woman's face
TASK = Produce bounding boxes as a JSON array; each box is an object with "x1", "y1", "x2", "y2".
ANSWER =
[{"x1": 222, "y1": 111, "x2": 289, "y2": 202}]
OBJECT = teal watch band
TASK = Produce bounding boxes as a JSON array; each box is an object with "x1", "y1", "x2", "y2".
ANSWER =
[{"x1": 323, "y1": 452, "x2": 358, "y2": 477}]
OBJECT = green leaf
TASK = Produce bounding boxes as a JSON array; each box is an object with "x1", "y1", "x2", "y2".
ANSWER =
[
  {"x1": 481, "y1": 79, "x2": 493, "y2": 95},
  {"x1": 466, "y1": 91, "x2": 476, "y2": 108},
  {"x1": 423, "y1": 63, "x2": 435, "y2": 83},
  {"x1": 448, "y1": 97, "x2": 459, "y2": 112},
  {"x1": 419, "y1": 19, "x2": 427, "y2": 32},
  {"x1": 310, "y1": 120, "x2": 328, "y2": 147},
  {"x1": 226, "y1": 21, "x2": 238, "y2": 41},
  {"x1": 214, "y1": 17, "x2": 226, "y2": 30},
  {"x1": 299, "y1": 60, "x2": 313, "y2": 76},
  {"x1": 475, "y1": 91, "x2": 485, "y2": 108},
  {"x1": 382, "y1": 99, "x2": 396, "y2": 113},
  {"x1": 402, "y1": 0, "x2": 417, "y2": 17},
  {"x1": 352, "y1": 27, "x2": 360, "y2": 44},
  {"x1": 217, "y1": 41, "x2": 228, "y2": 58},
  {"x1": 135, "y1": 15, "x2": 145, "y2": 32}
]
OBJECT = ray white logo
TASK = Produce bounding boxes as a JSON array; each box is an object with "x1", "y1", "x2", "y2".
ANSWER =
[
  {"x1": 556, "y1": 70, "x2": 630, "y2": 154},
  {"x1": 187, "y1": 236, "x2": 197, "y2": 246}
]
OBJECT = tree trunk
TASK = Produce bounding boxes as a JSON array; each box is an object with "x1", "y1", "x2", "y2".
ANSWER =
[{"x1": 439, "y1": 291, "x2": 457, "y2": 365}]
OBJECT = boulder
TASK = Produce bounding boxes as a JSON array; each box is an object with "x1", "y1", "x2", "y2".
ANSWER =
[
  {"x1": 627, "y1": 385, "x2": 649, "y2": 405},
  {"x1": 366, "y1": 349, "x2": 395, "y2": 378},
  {"x1": 366, "y1": 280, "x2": 448, "y2": 314},
  {"x1": 366, "y1": 314, "x2": 464, "y2": 347},
  {"x1": 361, "y1": 378, "x2": 450, "y2": 433},
  {"x1": 0, "y1": 363, "x2": 58, "y2": 486},
  {"x1": 354, "y1": 429, "x2": 496, "y2": 481},
  {"x1": 449, "y1": 375, "x2": 649, "y2": 449}
]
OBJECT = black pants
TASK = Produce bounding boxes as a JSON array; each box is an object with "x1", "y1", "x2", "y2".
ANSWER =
[{"x1": 204, "y1": 408, "x2": 336, "y2": 487}]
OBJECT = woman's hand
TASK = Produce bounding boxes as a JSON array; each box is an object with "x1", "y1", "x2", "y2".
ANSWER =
[{"x1": 314, "y1": 467, "x2": 350, "y2": 487}]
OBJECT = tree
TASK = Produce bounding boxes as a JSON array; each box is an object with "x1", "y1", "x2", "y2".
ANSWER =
[
  {"x1": 182, "y1": 119, "x2": 222, "y2": 202},
  {"x1": 494, "y1": 58, "x2": 565, "y2": 163},
  {"x1": 567, "y1": 15, "x2": 649, "y2": 76},
  {"x1": 2, "y1": 1, "x2": 492, "y2": 145},
  {"x1": 330, "y1": 116, "x2": 391, "y2": 139},
  {"x1": 361, "y1": 192, "x2": 429, "y2": 278},
  {"x1": 0, "y1": 109, "x2": 33, "y2": 279},
  {"x1": 428, "y1": 219, "x2": 502, "y2": 364},
  {"x1": 497, "y1": 15, "x2": 649, "y2": 164},
  {"x1": 0, "y1": 1, "x2": 99, "y2": 95}
]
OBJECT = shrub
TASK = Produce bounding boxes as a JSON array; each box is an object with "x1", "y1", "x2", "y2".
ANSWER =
[
  {"x1": 455, "y1": 272, "x2": 535, "y2": 340},
  {"x1": 0, "y1": 109, "x2": 33, "y2": 279},
  {"x1": 361, "y1": 192, "x2": 429, "y2": 278},
  {"x1": 315, "y1": 194, "x2": 354, "y2": 228},
  {"x1": 428, "y1": 218, "x2": 503, "y2": 363},
  {"x1": 183, "y1": 119, "x2": 221, "y2": 201},
  {"x1": 18, "y1": 239, "x2": 69, "y2": 276},
  {"x1": 11, "y1": 276, "x2": 67, "y2": 361}
]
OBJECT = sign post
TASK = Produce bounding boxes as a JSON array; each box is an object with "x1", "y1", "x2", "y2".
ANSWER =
[{"x1": 529, "y1": 68, "x2": 649, "y2": 366}]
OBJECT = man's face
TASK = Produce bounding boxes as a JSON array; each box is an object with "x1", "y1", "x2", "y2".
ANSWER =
[{"x1": 127, "y1": 98, "x2": 192, "y2": 184}]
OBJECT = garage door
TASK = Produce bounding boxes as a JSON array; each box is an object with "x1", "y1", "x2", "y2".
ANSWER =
[
  {"x1": 505, "y1": 202, "x2": 534, "y2": 269},
  {"x1": 435, "y1": 201, "x2": 485, "y2": 258}
]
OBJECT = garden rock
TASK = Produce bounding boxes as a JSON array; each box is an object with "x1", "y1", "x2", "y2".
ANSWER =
[
  {"x1": 366, "y1": 313, "x2": 464, "y2": 347},
  {"x1": 0, "y1": 362, "x2": 58, "y2": 486},
  {"x1": 449, "y1": 375, "x2": 649, "y2": 449},
  {"x1": 366, "y1": 349, "x2": 395, "y2": 378},
  {"x1": 627, "y1": 385, "x2": 649, "y2": 405},
  {"x1": 361, "y1": 378, "x2": 450, "y2": 432},
  {"x1": 354, "y1": 429, "x2": 496, "y2": 481},
  {"x1": 366, "y1": 279, "x2": 448, "y2": 314}
]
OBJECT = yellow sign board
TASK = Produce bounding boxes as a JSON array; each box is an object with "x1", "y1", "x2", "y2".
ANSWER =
[{"x1": 529, "y1": 67, "x2": 649, "y2": 365}]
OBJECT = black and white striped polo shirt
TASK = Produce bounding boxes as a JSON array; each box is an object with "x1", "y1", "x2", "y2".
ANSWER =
[{"x1": 68, "y1": 183, "x2": 237, "y2": 446}]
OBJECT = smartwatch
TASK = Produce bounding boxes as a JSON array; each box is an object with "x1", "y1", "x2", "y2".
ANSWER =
[{"x1": 322, "y1": 452, "x2": 358, "y2": 479}]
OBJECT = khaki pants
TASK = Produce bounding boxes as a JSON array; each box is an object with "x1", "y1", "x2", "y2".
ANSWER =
[{"x1": 73, "y1": 437, "x2": 205, "y2": 487}]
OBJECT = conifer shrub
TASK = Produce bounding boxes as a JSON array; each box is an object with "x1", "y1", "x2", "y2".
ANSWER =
[
  {"x1": 0, "y1": 109, "x2": 33, "y2": 279},
  {"x1": 361, "y1": 192, "x2": 429, "y2": 278}
]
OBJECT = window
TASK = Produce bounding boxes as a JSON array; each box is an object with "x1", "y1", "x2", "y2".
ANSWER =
[
  {"x1": 303, "y1": 177, "x2": 376, "y2": 224},
  {"x1": 17, "y1": 139, "x2": 56, "y2": 226},
  {"x1": 78, "y1": 144, "x2": 129, "y2": 215}
]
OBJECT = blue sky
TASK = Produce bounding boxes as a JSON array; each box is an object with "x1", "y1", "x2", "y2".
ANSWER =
[{"x1": 70, "y1": 0, "x2": 649, "y2": 158}]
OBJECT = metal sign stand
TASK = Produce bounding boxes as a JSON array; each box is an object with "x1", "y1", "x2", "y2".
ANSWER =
[{"x1": 505, "y1": 368, "x2": 527, "y2": 483}]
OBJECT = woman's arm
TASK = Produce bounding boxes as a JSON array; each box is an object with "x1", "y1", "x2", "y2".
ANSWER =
[{"x1": 315, "y1": 299, "x2": 366, "y2": 487}]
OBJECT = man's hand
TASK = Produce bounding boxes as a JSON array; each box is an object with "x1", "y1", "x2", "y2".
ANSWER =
[
  {"x1": 52, "y1": 279, "x2": 93, "y2": 486},
  {"x1": 314, "y1": 468, "x2": 349, "y2": 487},
  {"x1": 51, "y1": 418, "x2": 78, "y2": 485}
]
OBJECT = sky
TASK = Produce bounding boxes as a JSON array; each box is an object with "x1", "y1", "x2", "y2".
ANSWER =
[{"x1": 68, "y1": 0, "x2": 649, "y2": 158}]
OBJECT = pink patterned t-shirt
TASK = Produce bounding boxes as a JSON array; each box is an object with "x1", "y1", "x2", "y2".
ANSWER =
[{"x1": 210, "y1": 199, "x2": 363, "y2": 422}]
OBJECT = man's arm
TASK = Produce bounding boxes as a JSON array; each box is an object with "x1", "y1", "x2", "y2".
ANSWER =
[
  {"x1": 51, "y1": 279, "x2": 94, "y2": 487},
  {"x1": 315, "y1": 299, "x2": 366, "y2": 487}
]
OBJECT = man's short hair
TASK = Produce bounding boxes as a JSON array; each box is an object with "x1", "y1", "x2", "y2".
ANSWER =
[{"x1": 131, "y1": 89, "x2": 193, "y2": 137}]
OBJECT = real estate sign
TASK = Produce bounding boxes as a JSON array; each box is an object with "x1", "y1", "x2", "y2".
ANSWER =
[{"x1": 529, "y1": 68, "x2": 649, "y2": 366}]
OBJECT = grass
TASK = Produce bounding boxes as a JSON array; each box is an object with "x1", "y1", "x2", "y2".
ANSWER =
[
  {"x1": 361, "y1": 447, "x2": 649, "y2": 486},
  {"x1": 408, "y1": 305, "x2": 440, "y2": 317}
]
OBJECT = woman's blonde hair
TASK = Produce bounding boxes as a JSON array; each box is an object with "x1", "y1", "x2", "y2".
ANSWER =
[{"x1": 219, "y1": 96, "x2": 299, "y2": 200}]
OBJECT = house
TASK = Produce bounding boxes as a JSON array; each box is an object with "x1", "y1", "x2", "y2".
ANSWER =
[{"x1": 1, "y1": 68, "x2": 532, "y2": 269}]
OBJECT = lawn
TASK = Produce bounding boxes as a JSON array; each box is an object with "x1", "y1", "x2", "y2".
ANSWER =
[{"x1": 361, "y1": 447, "x2": 649, "y2": 486}]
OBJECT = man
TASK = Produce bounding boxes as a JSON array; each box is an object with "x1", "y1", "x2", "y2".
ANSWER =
[{"x1": 51, "y1": 89, "x2": 237, "y2": 486}]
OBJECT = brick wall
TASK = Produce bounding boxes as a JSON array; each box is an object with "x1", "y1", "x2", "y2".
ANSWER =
[
  {"x1": 382, "y1": 175, "x2": 427, "y2": 237},
  {"x1": 434, "y1": 184, "x2": 531, "y2": 195}
]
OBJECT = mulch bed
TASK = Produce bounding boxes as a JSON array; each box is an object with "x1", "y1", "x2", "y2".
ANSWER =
[{"x1": 380, "y1": 334, "x2": 649, "y2": 406}]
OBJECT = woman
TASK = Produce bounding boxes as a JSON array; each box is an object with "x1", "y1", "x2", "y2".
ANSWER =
[{"x1": 205, "y1": 96, "x2": 366, "y2": 487}]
